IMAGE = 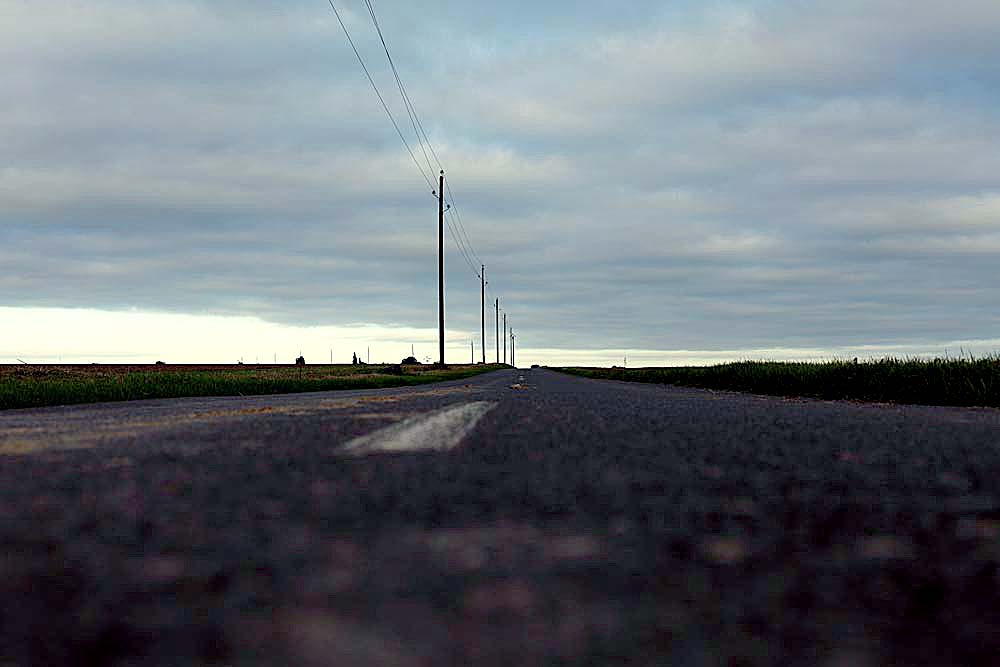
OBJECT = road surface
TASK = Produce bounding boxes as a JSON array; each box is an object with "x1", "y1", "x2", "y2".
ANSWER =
[{"x1": 2, "y1": 368, "x2": 1000, "y2": 665}]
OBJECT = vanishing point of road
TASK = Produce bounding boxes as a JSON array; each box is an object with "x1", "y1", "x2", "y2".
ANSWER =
[{"x1": 3, "y1": 368, "x2": 1000, "y2": 665}]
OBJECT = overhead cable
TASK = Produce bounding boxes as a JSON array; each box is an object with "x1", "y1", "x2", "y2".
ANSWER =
[
  {"x1": 363, "y1": 0, "x2": 439, "y2": 179},
  {"x1": 328, "y1": 0, "x2": 489, "y2": 285},
  {"x1": 324, "y1": 0, "x2": 434, "y2": 191},
  {"x1": 360, "y1": 0, "x2": 485, "y2": 273}
]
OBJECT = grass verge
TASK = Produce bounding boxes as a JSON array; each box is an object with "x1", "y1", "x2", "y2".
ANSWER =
[
  {"x1": 0, "y1": 364, "x2": 506, "y2": 411},
  {"x1": 557, "y1": 357, "x2": 1000, "y2": 408}
]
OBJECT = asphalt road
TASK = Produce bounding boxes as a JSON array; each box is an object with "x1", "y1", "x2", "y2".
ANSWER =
[{"x1": 3, "y1": 368, "x2": 1000, "y2": 666}]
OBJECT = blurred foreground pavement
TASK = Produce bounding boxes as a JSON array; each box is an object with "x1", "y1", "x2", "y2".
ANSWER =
[{"x1": 2, "y1": 368, "x2": 1000, "y2": 665}]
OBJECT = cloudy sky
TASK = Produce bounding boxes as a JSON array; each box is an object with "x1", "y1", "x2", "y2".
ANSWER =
[{"x1": 2, "y1": 0, "x2": 999, "y2": 366}]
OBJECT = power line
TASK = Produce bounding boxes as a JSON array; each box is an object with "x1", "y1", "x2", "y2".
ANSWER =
[
  {"x1": 363, "y1": 0, "x2": 438, "y2": 179},
  {"x1": 364, "y1": 0, "x2": 444, "y2": 171},
  {"x1": 327, "y1": 1, "x2": 491, "y2": 289},
  {"x1": 359, "y1": 0, "x2": 486, "y2": 273},
  {"x1": 445, "y1": 209, "x2": 481, "y2": 278},
  {"x1": 443, "y1": 211, "x2": 471, "y2": 268},
  {"x1": 445, "y1": 209, "x2": 477, "y2": 272},
  {"x1": 445, "y1": 180, "x2": 482, "y2": 267},
  {"x1": 324, "y1": 0, "x2": 434, "y2": 191}
]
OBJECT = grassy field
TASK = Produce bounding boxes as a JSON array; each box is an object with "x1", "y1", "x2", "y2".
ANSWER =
[
  {"x1": 0, "y1": 363, "x2": 506, "y2": 411},
  {"x1": 558, "y1": 356, "x2": 1000, "y2": 408}
]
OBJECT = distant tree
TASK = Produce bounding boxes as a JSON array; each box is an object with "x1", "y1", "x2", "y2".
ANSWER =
[
  {"x1": 402, "y1": 356, "x2": 420, "y2": 365},
  {"x1": 295, "y1": 356, "x2": 306, "y2": 366},
  {"x1": 353, "y1": 352, "x2": 358, "y2": 365}
]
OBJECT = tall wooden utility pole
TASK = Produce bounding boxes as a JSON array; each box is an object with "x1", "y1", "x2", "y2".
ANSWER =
[
  {"x1": 495, "y1": 298, "x2": 500, "y2": 363},
  {"x1": 503, "y1": 313, "x2": 507, "y2": 365},
  {"x1": 480, "y1": 265, "x2": 486, "y2": 364},
  {"x1": 471, "y1": 340, "x2": 474, "y2": 364},
  {"x1": 437, "y1": 170, "x2": 445, "y2": 366},
  {"x1": 510, "y1": 331, "x2": 515, "y2": 368}
]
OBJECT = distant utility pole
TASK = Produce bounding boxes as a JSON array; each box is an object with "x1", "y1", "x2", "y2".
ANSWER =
[
  {"x1": 480, "y1": 265, "x2": 486, "y2": 365},
  {"x1": 510, "y1": 330, "x2": 515, "y2": 368},
  {"x1": 495, "y1": 298, "x2": 500, "y2": 364},
  {"x1": 471, "y1": 340, "x2": 474, "y2": 364},
  {"x1": 437, "y1": 170, "x2": 446, "y2": 366},
  {"x1": 503, "y1": 313, "x2": 507, "y2": 365}
]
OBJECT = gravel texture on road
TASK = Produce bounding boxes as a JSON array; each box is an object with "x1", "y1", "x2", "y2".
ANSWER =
[{"x1": 2, "y1": 368, "x2": 1000, "y2": 665}]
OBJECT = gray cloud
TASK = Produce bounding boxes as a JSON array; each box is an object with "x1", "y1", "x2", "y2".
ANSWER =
[{"x1": 2, "y1": 0, "x2": 999, "y2": 358}]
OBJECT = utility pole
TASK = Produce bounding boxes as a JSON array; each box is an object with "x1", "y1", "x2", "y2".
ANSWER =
[
  {"x1": 510, "y1": 331, "x2": 515, "y2": 368},
  {"x1": 495, "y1": 298, "x2": 500, "y2": 364},
  {"x1": 471, "y1": 340, "x2": 474, "y2": 364},
  {"x1": 437, "y1": 170, "x2": 445, "y2": 366},
  {"x1": 503, "y1": 313, "x2": 507, "y2": 365},
  {"x1": 480, "y1": 265, "x2": 486, "y2": 365}
]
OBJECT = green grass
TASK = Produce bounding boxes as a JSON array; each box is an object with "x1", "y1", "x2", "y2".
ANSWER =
[
  {"x1": 0, "y1": 364, "x2": 506, "y2": 411},
  {"x1": 557, "y1": 356, "x2": 1000, "y2": 408}
]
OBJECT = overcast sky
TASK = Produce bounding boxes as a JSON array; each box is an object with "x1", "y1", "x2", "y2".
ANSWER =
[{"x1": 2, "y1": 0, "x2": 999, "y2": 365}]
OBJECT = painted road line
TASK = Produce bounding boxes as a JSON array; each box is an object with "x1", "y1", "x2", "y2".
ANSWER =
[{"x1": 341, "y1": 401, "x2": 497, "y2": 456}]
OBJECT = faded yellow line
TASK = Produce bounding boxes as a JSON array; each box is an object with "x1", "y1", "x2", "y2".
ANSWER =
[{"x1": 0, "y1": 383, "x2": 482, "y2": 455}]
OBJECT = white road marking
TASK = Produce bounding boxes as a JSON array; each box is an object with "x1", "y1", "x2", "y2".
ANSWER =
[{"x1": 341, "y1": 401, "x2": 497, "y2": 455}]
